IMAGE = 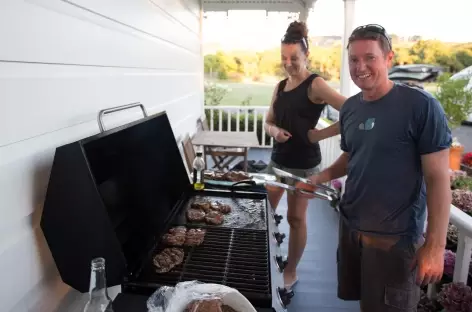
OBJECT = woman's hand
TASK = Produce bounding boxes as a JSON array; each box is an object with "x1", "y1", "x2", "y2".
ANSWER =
[
  {"x1": 273, "y1": 127, "x2": 292, "y2": 143},
  {"x1": 307, "y1": 129, "x2": 323, "y2": 143}
]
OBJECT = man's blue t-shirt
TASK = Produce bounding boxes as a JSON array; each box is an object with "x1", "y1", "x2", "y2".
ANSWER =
[{"x1": 339, "y1": 83, "x2": 452, "y2": 240}]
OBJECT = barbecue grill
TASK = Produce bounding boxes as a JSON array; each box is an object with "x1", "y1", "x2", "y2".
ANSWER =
[{"x1": 40, "y1": 104, "x2": 293, "y2": 312}]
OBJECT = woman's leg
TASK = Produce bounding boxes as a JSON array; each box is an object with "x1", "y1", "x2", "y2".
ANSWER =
[
  {"x1": 284, "y1": 191, "x2": 309, "y2": 286},
  {"x1": 266, "y1": 185, "x2": 285, "y2": 210}
]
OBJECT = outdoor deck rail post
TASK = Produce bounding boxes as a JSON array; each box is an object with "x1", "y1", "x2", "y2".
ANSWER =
[
  {"x1": 340, "y1": 0, "x2": 359, "y2": 97},
  {"x1": 453, "y1": 232, "x2": 472, "y2": 283}
]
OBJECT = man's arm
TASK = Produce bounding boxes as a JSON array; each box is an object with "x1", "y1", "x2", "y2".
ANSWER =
[
  {"x1": 422, "y1": 149, "x2": 451, "y2": 250},
  {"x1": 413, "y1": 96, "x2": 452, "y2": 285},
  {"x1": 311, "y1": 152, "x2": 349, "y2": 184}
]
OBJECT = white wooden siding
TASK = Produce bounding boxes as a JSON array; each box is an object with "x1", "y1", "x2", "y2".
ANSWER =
[{"x1": 0, "y1": 1, "x2": 203, "y2": 311}]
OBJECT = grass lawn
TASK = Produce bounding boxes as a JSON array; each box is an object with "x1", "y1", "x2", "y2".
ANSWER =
[
  {"x1": 210, "y1": 80, "x2": 439, "y2": 107},
  {"x1": 216, "y1": 81, "x2": 276, "y2": 106}
]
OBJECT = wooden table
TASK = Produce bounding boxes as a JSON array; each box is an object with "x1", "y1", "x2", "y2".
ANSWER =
[{"x1": 192, "y1": 131, "x2": 259, "y2": 172}]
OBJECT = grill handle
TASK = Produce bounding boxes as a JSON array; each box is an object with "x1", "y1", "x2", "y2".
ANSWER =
[{"x1": 97, "y1": 102, "x2": 148, "y2": 132}]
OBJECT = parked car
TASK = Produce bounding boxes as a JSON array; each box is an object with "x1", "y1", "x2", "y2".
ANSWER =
[
  {"x1": 450, "y1": 65, "x2": 472, "y2": 123},
  {"x1": 388, "y1": 64, "x2": 444, "y2": 87}
]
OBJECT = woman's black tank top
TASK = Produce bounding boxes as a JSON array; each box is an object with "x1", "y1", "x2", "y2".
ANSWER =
[{"x1": 271, "y1": 73, "x2": 326, "y2": 169}]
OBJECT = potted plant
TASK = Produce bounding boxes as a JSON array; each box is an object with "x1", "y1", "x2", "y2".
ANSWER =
[
  {"x1": 450, "y1": 138, "x2": 465, "y2": 171},
  {"x1": 437, "y1": 282, "x2": 472, "y2": 312},
  {"x1": 434, "y1": 73, "x2": 472, "y2": 170},
  {"x1": 461, "y1": 152, "x2": 472, "y2": 175}
]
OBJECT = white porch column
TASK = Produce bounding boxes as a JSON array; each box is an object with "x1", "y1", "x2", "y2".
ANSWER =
[
  {"x1": 340, "y1": 0, "x2": 359, "y2": 97},
  {"x1": 299, "y1": 0, "x2": 316, "y2": 23}
]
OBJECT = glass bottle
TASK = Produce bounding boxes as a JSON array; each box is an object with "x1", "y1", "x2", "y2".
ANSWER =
[
  {"x1": 83, "y1": 257, "x2": 114, "y2": 312},
  {"x1": 192, "y1": 151, "x2": 205, "y2": 190}
]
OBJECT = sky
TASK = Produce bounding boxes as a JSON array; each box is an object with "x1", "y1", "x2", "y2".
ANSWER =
[{"x1": 202, "y1": 0, "x2": 472, "y2": 51}]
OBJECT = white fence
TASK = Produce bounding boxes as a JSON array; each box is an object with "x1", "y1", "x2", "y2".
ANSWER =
[{"x1": 205, "y1": 105, "x2": 472, "y2": 296}]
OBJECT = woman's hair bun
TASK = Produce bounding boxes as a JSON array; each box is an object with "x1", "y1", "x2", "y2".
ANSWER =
[{"x1": 285, "y1": 21, "x2": 308, "y2": 39}]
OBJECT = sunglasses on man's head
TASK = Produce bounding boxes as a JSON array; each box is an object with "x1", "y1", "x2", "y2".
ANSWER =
[{"x1": 350, "y1": 24, "x2": 392, "y2": 49}]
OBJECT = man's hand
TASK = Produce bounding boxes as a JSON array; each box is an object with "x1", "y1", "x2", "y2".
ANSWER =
[
  {"x1": 411, "y1": 244, "x2": 445, "y2": 285},
  {"x1": 294, "y1": 175, "x2": 320, "y2": 198},
  {"x1": 273, "y1": 127, "x2": 292, "y2": 143}
]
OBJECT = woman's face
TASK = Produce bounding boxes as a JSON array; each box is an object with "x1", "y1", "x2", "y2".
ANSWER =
[{"x1": 281, "y1": 43, "x2": 308, "y2": 77}]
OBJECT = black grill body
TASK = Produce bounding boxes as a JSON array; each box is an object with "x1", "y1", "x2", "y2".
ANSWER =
[{"x1": 40, "y1": 111, "x2": 290, "y2": 311}]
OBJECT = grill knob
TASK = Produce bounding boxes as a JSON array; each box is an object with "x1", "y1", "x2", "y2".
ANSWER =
[
  {"x1": 277, "y1": 287, "x2": 294, "y2": 307},
  {"x1": 275, "y1": 255, "x2": 288, "y2": 272},
  {"x1": 274, "y1": 232, "x2": 286, "y2": 245},
  {"x1": 274, "y1": 214, "x2": 283, "y2": 225}
]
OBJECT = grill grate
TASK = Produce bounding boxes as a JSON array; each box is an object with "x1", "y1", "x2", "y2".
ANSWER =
[{"x1": 135, "y1": 227, "x2": 271, "y2": 307}]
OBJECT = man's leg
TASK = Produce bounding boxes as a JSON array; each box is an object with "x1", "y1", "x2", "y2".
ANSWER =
[
  {"x1": 360, "y1": 235, "x2": 422, "y2": 312},
  {"x1": 337, "y1": 218, "x2": 362, "y2": 301}
]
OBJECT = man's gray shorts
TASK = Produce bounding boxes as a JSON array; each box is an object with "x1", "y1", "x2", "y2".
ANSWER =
[{"x1": 337, "y1": 218, "x2": 423, "y2": 311}]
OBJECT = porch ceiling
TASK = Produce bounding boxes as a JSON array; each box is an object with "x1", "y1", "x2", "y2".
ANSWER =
[{"x1": 202, "y1": 0, "x2": 315, "y2": 12}]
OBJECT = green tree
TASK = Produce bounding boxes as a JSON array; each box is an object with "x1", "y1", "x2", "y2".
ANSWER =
[{"x1": 435, "y1": 73, "x2": 472, "y2": 129}]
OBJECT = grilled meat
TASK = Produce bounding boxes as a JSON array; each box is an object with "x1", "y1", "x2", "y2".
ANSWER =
[
  {"x1": 204, "y1": 170, "x2": 250, "y2": 182},
  {"x1": 152, "y1": 248, "x2": 184, "y2": 273},
  {"x1": 204, "y1": 171, "x2": 226, "y2": 181},
  {"x1": 187, "y1": 208, "x2": 206, "y2": 222},
  {"x1": 185, "y1": 228, "x2": 206, "y2": 246},
  {"x1": 222, "y1": 306, "x2": 238, "y2": 312},
  {"x1": 162, "y1": 227, "x2": 187, "y2": 246},
  {"x1": 186, "y1": 299, "x2": 223, "y2": 312},
  {"x1": 210, "y1": 201, "x2": 231, "y2": 214},
  {"x1": 223, "y1": 171, "x2": 250, "y2": 182},
  {"x1": 205, "y1": 210, "x2": 224, "y2": 225},
  {"x1": 191, "y1": 200, "x2": 212, "y2": 212}
]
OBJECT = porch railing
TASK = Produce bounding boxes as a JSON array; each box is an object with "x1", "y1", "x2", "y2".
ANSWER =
[
  {"x1": 204, "y1": 105, "x2": 472, "y2": 293},
  {"x1": 203, "y1": 106, "x2": 341, "y2": 170}
]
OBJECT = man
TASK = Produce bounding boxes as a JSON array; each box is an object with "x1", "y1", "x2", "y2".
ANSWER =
[{"x1": 302, "y1": 24, "x2": 452, "y2": 311}]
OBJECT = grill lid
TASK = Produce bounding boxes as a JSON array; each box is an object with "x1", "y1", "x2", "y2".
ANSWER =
[{"x1": 41, "y1": 110, "x2": 191, "y2": 292}]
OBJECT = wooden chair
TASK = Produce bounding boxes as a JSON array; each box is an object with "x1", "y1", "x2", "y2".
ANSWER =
[
  {"x1": 182, "y1": 134, "x2": 196, "y2": 174},
  {"x1": 196, "y1": 117, "x2": 248, "y2": 172}
]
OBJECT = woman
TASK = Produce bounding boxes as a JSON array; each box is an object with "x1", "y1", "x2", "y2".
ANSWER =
[{"x1": 264, "y1": 21, "x2": 346, "y2": 290}]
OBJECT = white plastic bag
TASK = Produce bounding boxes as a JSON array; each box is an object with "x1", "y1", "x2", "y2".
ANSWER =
[{"x1": 146, "y1": 281, "x2": 257, "y2": 312}]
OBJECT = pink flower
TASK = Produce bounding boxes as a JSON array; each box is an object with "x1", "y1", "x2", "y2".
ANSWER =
[
  {"x1": 332, "y1": 179, "x2": 342, "y2": 190},
  {"x1": 444, "y1": 249, "x2": 456, "y2": 278}
]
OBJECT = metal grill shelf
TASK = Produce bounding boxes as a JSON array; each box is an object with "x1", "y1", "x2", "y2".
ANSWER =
[{"x1": 132, "y1": 227, "x2": 271, "y2": 307}]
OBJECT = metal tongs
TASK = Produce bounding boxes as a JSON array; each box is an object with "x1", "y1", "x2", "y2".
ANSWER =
[{"x1": 266, "y1": 167, "x2": 339, "y2": 203}]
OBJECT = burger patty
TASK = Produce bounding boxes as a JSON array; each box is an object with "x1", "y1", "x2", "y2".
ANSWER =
[
  {"x1": 187, "y1": 208, "x2": 206, "y2": 222},
  {"x1": 210, "y1": 201, "x2": 231, "y2": 214},
  {"x1": 162, "y1": 227, "x2": 187, "y2": 246},
  {"x1": 152, "y1": 248, "x2": 184, "y2": 273},
  {"x1": 205, "y1": 211, "x2": 224, "y2": 225},
  {"x1": 185, "y1": 228, "x2": 206, "y2": 246},
  {"x1": 191, "y1": 201, "x2": 212, "y2": 213}
]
